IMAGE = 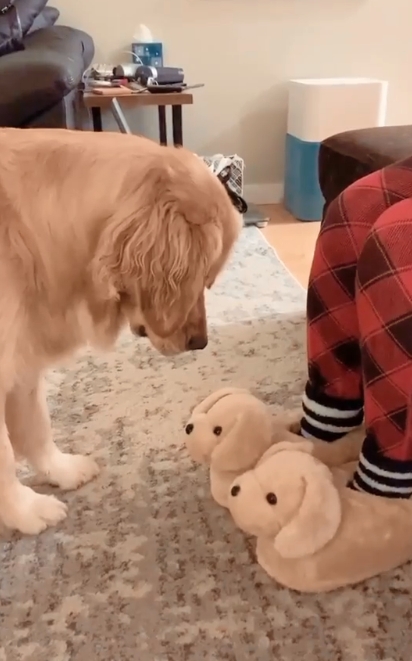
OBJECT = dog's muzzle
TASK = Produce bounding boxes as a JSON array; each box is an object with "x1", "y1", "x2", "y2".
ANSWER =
[
  {"x1": 186, "y1": 335, "x2": 208, "y2": 351},
  {"x1": 134, "y1": 325, "x2": 207, "y2": 351}
]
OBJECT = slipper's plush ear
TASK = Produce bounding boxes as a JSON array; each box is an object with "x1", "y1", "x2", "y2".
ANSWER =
[
  {"x1": 192, "y1": 388, "x2": 249, "y2": 415},
  {"x1": 273, "y1": 454, "x2": 342, "y2": 559},
  {"x1": 211, "y1": 407, "x2": 272, "y2": 473}
]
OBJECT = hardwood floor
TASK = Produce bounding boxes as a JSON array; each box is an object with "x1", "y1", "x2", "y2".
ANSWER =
[{"x1": 259, "y1": 204, "x2": 320, "y2": 288}]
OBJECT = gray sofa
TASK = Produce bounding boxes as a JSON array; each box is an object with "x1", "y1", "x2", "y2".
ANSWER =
[{"x1": 0, "y1": 3, "x2": 94, "y2": 129}]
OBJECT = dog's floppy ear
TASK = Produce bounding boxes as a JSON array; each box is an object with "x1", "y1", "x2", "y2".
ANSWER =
[
  {"x1": 273, "y1": 455, "x2": 342, "y2": 559},
  {"x1": 90, "y1": 161, "x2": 216, "y2": 337},
  {"x1": 192, "y1": 388, "x2": 249, "y2": 415}
]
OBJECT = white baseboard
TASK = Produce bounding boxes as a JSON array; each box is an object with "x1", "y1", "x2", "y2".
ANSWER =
[{"x1": 243, "y1": 182, "x2": 284, "y2": 205}]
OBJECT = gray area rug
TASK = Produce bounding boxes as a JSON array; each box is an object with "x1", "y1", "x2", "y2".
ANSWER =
[{"x1": 1, "y1": 228, "x2": 411, "y2": 661}]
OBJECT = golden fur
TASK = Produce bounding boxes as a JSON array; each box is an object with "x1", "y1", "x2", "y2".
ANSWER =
[{"x1": 0, "y1": 128, "x2": 241, "y2": 535}]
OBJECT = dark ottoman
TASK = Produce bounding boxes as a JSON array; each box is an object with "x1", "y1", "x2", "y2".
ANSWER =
[{"x1": 319, "y1": 125, "x2": 412, "y2": 214}]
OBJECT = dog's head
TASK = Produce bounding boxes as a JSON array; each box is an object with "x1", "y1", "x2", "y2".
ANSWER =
[{"x1": 91, "y1": 146, "x2": 242, "y2": 355}]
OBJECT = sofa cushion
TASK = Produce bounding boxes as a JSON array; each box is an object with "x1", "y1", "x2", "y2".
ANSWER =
[
  {"x1": 28, "y1": 6, "x2": 60, "y2": 34},
  {"x1": 0, "y1": 26, "x2": 95, "y2": 127},
  {"x1": 0, "y1": 0, "x2": 48, "y2": 56}
]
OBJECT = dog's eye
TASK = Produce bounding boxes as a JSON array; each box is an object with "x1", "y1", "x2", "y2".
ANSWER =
[
  {"x1": 266, "y1": 492, "x2": 277, "y2": 505},
  {"x1": 185, "y1": 424, "x2": 194, "y2": 435},
  {"x1": 213, "y1": 426, "x2": 222, "y2": 436}
]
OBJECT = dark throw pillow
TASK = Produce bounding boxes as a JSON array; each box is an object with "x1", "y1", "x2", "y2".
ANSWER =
[
  {"x1": 0, "y1": 2, "x2": 23, "y2": 56},
  {"x1": 0, "y1": 0, "x2": 48, "y2": 57},
  {"x1": 28, "y1": 6, "x2": 60, "y2": 34}
]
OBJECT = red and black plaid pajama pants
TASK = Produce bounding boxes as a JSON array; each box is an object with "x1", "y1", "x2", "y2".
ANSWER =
[{"x1": 301, "y1": 157, "x2": 412, "y2": 497}]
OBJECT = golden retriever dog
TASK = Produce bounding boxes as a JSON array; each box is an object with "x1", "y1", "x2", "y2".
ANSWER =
[{"x1": 0, "y1": 128, "x2": 241, "y2": 535}]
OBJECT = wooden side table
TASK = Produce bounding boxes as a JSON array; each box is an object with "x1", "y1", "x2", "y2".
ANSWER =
[{"x1": 82, "y1": 90, "x2": 193, "y2": 147}]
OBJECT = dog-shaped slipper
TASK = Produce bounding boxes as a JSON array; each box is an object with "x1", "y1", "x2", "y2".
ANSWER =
[
  {"x1": 184, "y1": 388, "x2": 278, "y2": 507},
  {"x1": 184, "y1": 388, "x2": 363, "y2": 508},
  {"x1": 228, "y1": 441, "x2": 412, "y2": 593}
]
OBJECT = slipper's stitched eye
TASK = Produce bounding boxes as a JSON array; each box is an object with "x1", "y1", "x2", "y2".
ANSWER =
[
  {"x1": 185, "y1": 424, "x2": 194, "y2": 435},
  {"x1": 266, "y1": 493, "x2": 277, "y2": 505},
  {"x1": 213, "y1": 426, "x2": 222, "y2": 436}
]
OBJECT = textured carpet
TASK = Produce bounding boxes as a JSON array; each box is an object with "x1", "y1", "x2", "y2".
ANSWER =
[{"x1": 1, "y1": 228, "x2": 411, "y2": 661}]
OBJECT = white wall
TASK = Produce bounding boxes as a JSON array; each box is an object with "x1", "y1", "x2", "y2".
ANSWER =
[{"x1": 55, "y1": 0, "x2": 412, "y2": 201}]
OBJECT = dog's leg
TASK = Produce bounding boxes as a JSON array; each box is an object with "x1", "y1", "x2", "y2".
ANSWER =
[
  {"x1": 0, "y1": 390, "x2": 68, "y2": 535},
  {"x1": 6, "y1": 374, "x2": 100, "y2": 491}
]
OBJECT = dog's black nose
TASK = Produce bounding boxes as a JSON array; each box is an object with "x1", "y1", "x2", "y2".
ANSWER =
[
  {"x1": 231, "y1": 485, "x2": 241, "y2": 497},
  {"x1": 185, "y1": 423, "x2": 194, "y2": 435},
  {"x1": 186, "y1": 335, "x2": 208, "y2": 351},
  {"x1": 137, "y1": 325, "x2": 147, "y2": 337}
]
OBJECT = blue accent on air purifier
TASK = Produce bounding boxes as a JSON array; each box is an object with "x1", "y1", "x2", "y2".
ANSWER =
[
  {"x1": 132, "y1": 42, "x2": 163, "y2": 67},
  {"x1": 284, "y1": 133, "x2": 325, "y2": 222}
]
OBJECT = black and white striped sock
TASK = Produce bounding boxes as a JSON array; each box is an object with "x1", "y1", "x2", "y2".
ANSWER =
[
  {"x1": 300, "y1": 382, "x2": 364, "y2": 442},
  {"x1": 349, "y1": 433, "x2": 412, "y2": 499}
]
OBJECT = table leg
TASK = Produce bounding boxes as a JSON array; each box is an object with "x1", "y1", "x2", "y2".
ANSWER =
[
  {"x1": 111, "y1": 98, "x2": 132, "y2": 134},
  {"x1": 158, "y1": 106, "x2": 167, "y2": 145},
  {"x1": 172, "y1": 105, "x2": 183, "y2": 146},
  {"x1": 91, "y1": 107, "x2": 103, "y2": 132}
]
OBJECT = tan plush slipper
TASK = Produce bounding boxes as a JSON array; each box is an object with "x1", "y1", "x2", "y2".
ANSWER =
[
  {"x1": 184, "y1": 388, "x2": 288, "y2": 507},
  {"x1": 228, "y1": 441, "x2": 412, "y2": 593},
  {"x1": 184, "y1": 390, "x2": 363, "y2": 508}
]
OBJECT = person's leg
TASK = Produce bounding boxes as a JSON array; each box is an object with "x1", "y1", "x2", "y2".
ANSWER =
[
  {"x1": 350, "y1": 197, "x2": 412, "y2": 497},
  {"x1": 261, "y1": 195, "x2": 412, "y2": 592},
  {"x1": 302, "y1": 159, "x2": 412, "y2": 442}
]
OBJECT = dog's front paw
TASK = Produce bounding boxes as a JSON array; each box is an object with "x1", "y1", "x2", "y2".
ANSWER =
[
  {"x1": 0, "y1": 485, "x2": 67, "y2": 535},
  {"x1": 37, "y1": 451, "x2": 100, "y2": 491}
]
